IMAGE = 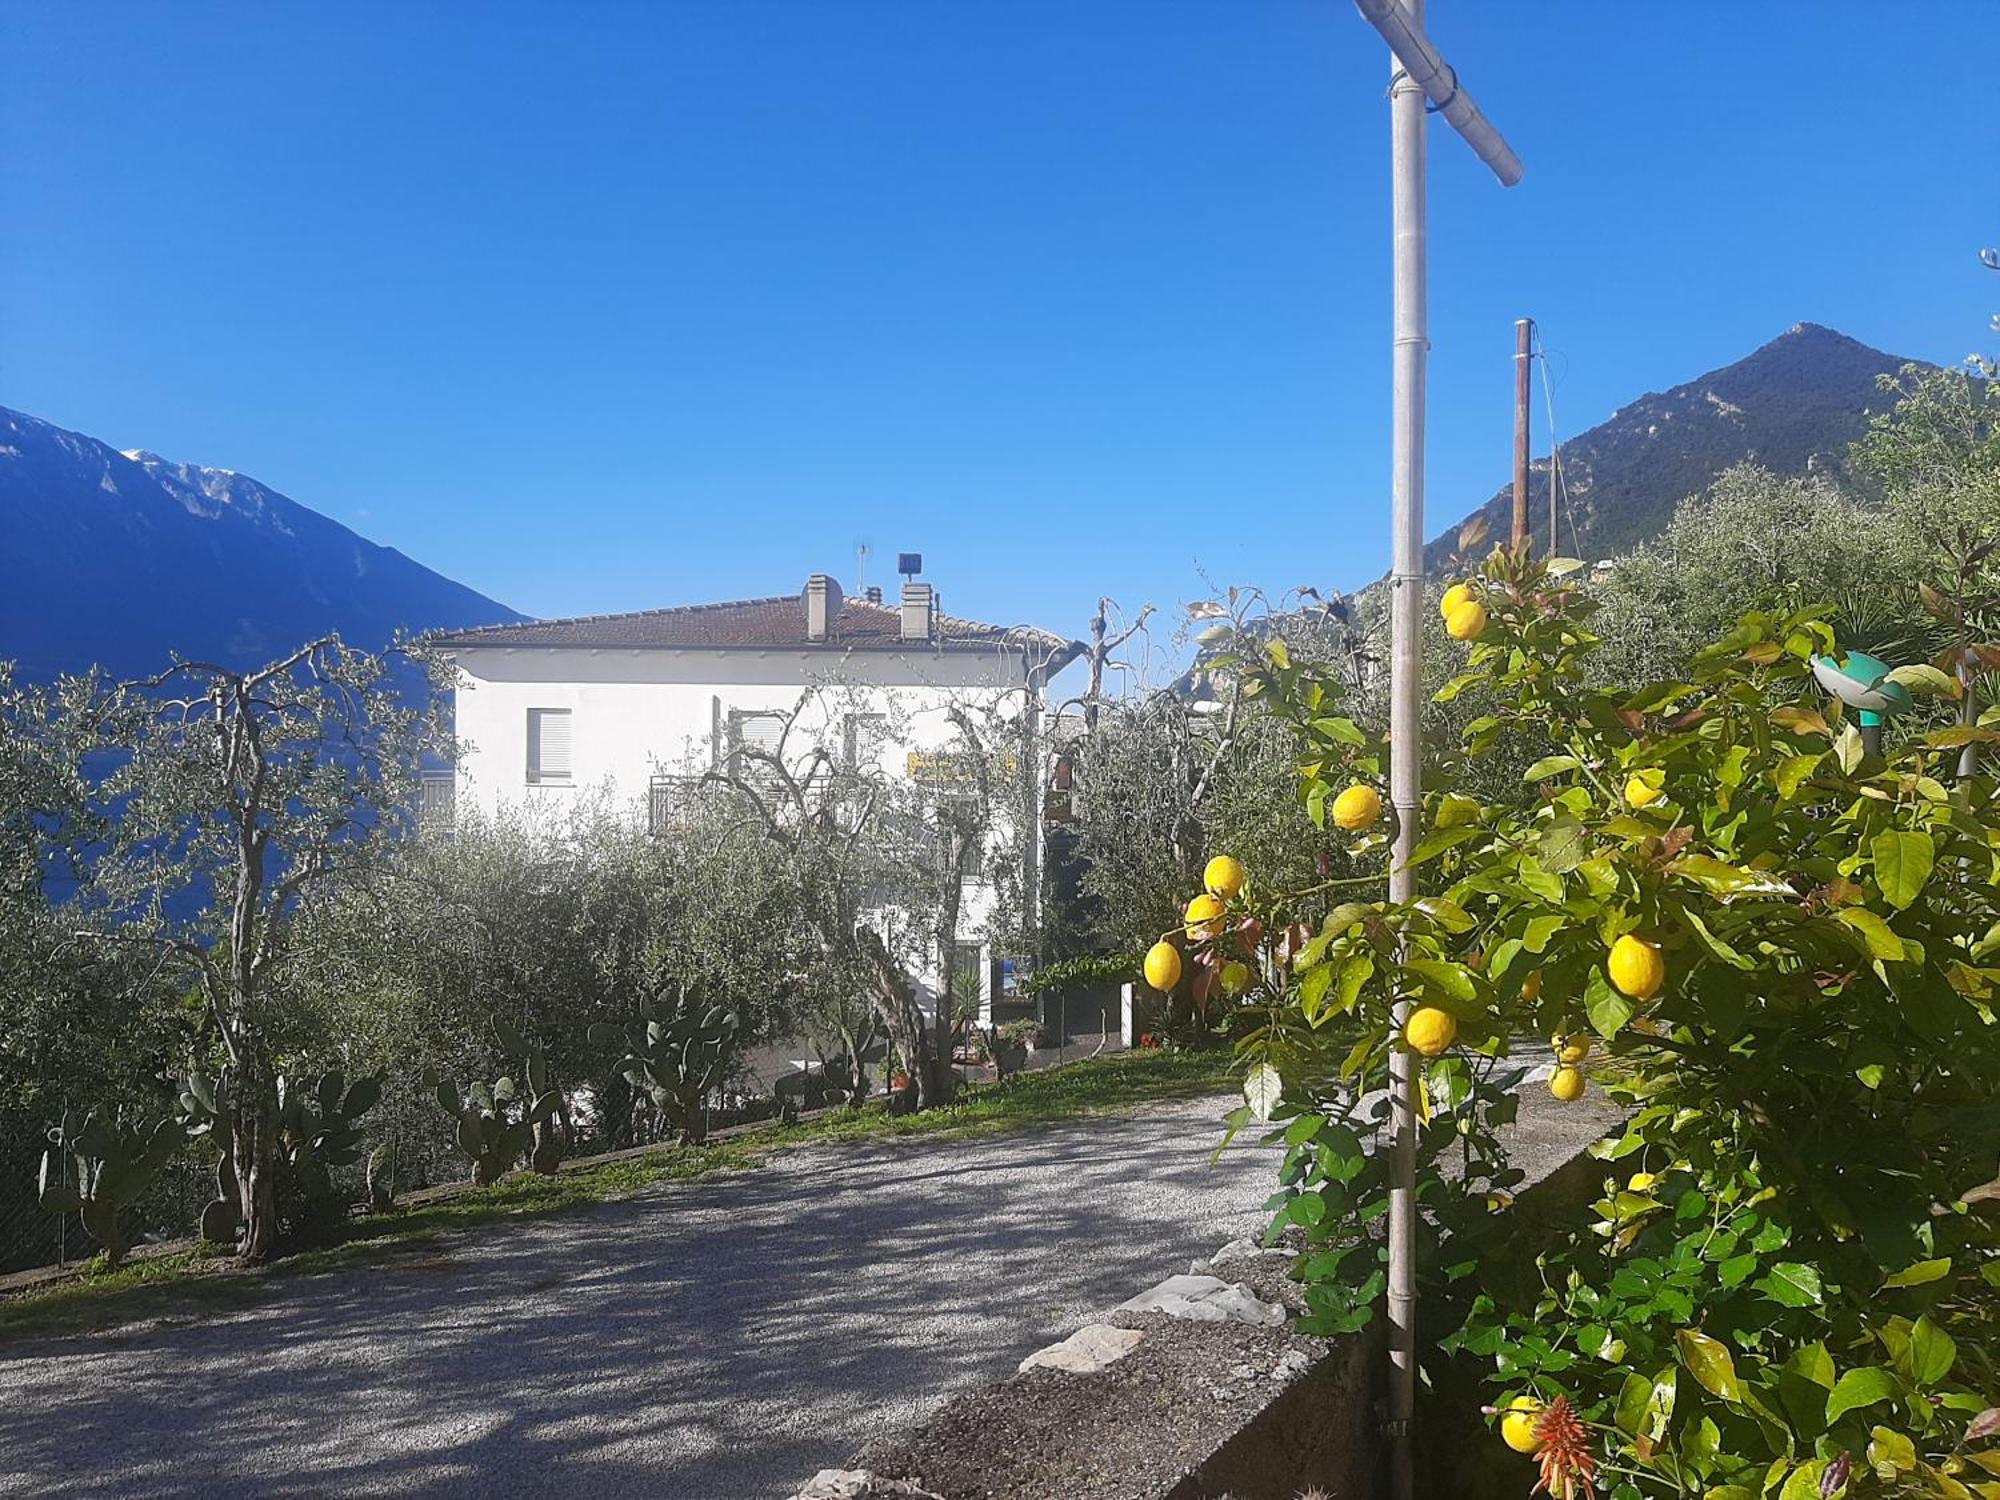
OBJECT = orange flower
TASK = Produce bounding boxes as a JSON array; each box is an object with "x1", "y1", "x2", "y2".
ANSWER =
[{"x1": 1530, "y1": 1395, "x2": 1597, "y2": 1500}]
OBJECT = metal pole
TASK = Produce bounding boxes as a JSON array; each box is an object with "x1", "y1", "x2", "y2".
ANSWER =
[
  {"x1": 1384, "y1": 13, "x2": 1428, "y2": 1495},
  {"x1": 1355, "y1": 0, "x2": 1523, "y2": 186},
  {"x1": 1513, "y1": 317, "x2": 1533, "y2": 551},
  {"x1": 1356, "y1": 6, "x2": 1520, "y2": 1496}
]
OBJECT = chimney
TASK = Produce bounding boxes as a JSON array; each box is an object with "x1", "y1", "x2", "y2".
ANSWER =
[
  {"x1": 864, "y1": 585, "x2": 883, "y2": 605},
  {"x1": 804, "y1": 574, "x2": 843, "y2": 641},
  {"x1": 900, "y1": 580, "x2": 934, "y2": 642}
]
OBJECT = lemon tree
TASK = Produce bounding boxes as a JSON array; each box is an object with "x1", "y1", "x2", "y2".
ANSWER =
[{"x1": 1201, "y1": 547, "x2": 1999, "y2": 1499}]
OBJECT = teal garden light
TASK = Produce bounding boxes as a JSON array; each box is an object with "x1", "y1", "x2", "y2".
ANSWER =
[{"x1": 1811, "y1": 648, "x2": 1912, "y2": 756}]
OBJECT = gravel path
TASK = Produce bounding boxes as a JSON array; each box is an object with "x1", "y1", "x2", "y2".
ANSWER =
[{"x1": 0, "y1": 1088, "x2": 1616, "y2": 1500}]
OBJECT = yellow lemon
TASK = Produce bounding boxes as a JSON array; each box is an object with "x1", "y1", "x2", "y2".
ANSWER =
[
  {"x1": 1331, "y1": 784, "x2": 1382, "y2": 831},
  {"x1": 1183, "y1": 893, "x2": 1226, "y2": 939},
  {"x1": 1143, "y1": 941, "x2": 1183, "y2": 992},
  {"x1": 1203, "y1": 854, "x2": 1247, "y2": 901},
  {"x1": 1554, "y1": 1033, "x2": 1591, "y2": 1064},
  {"x1": 1220, "y1": 960, "x2": 1252, "y2": 997},
  {"x1": 1549, "y1": 1065, "x2": 1587, "y2": 1102},
  {"x1": 1439, "y1": 581, "x2": 1475, "y2": 619},
  {"x1": 1625, "y1": 773, "x2": 1664, "y2": 809},
  {"x1": 1520, "y1": 969, "x2": 1544, "y2": 1002},
  {"x1": 1607, "y1": 935, "x2": 1665, "y2": 1000},
  {"x1": 1500, "y1": 1396, "x2": 1543, "y2": 1454},
  {"x1": 1626, "y1": 1172, "x2": 1658, "y2": 1193},
  {"x1": 1445, "y1": 600, "x2": 1490, "y2": 641},
  {"x1": 1403, "y1": 1006, "x2": 1458, "y2": 1058},
  {"x1": 1484, "y1": 1191, "x2": 1514, "y2": 1212}
]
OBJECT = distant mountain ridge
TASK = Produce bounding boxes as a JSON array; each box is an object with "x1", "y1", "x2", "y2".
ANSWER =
[
  {"x1": 1424, "y1": 322, "x2": 1922, "y2": 571},
  {"x1": 0, "y1": 405, "x2": 523, "y2": 679}
]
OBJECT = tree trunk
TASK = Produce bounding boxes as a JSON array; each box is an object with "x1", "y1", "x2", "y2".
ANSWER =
[
  {"x1": 853, "y1": 926, "x2": 943, "y2": 1110},
  {"x1": 231, "y1": 1076, "x2": 280, "y2": 1263},
  {"x1": 677, "y1": 1083, "x2": 708, "y2": 1146}
]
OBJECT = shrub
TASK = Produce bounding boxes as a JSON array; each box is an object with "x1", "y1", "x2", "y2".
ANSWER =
[{"x1": 1204, "y1": 548, "x2": 1998, "y2": 1498}]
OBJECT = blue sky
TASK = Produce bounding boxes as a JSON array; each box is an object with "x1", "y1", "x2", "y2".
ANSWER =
[{"x1": 4, "y1": 2, "x2": 1995, "y2": 658}]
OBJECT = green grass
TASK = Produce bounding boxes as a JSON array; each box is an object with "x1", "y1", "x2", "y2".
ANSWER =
[{"x1": 0, "y1": 1046, "x2": 1237, "y2": 1345}]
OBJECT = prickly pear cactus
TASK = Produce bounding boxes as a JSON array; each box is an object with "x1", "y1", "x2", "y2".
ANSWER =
[
  {"x1": 435, "y1": 1018, "x2": 562, "y2": 1186},
  {"x1": 35, "y1": 1109, "x2": 189, "y2": 1267},
  {"x1": 495, "y1": 1018, "x2": 566, "y2": 1176},
  {"x1": 588, "y1": 981, "x2": 741, "y2": 1145},
  {"x1": 175, "y1": 1065, "x2": 385, "y2": 1247},
  {"x1": 175, "y1": 1068, "x2": 240, "y2": 1247},
  {"x1": 275, "y1": 1068, "x2": 383, "y2": 1240}
]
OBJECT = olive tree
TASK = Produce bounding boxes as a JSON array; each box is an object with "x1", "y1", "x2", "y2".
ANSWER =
[{"x1": 53, "y1": 638, "x2": 445, "y2": 1262}]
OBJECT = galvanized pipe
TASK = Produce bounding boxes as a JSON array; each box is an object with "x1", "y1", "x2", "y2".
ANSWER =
[
  {"x1": 1357, "y1": 4, "x2": 1521, "y2": 1495},
  {"x1": 1383, "y1": 12, "x2": 1428, "y2": 1497},
  {"x1": 1354, "y1": 0, "x2": 1524, "y2": 188}
]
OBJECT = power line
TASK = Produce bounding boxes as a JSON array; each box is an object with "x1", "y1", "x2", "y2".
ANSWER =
[{"x1": 1534, "y1": 327, "x2": 1579, "y2": 558}]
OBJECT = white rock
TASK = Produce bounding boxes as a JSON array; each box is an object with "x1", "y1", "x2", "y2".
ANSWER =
[
  {"x1": 790, "y1": 1470, "x2": 944, "y2": 1500},
  {"x1": 1018, "y1": 1323, "x2": 1145, "y2": 1374},
  {"x1": 1115, "y1": 1273, "x2": 1288, "y2": 1328},
  {"x1": 1272, "y1": 1349, "x2": 1313, "y2": 1382}
]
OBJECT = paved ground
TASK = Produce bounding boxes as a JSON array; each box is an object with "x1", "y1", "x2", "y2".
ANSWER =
[{"x1": 0, "y1": 1087, "x2": 1616, "y2": 1500}]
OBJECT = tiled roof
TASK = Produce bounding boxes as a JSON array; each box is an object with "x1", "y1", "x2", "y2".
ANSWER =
[{"x1": 429, "y1": 593, "x2": 1075, "y2": 658}]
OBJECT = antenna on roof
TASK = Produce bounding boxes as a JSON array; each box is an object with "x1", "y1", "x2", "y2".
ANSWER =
[
  {"x1": 856, "y1": 542, "x2": 869, "y2": 595},
  {"x1": 897, "y1": 552, "x2": 922, "y2": 581}
]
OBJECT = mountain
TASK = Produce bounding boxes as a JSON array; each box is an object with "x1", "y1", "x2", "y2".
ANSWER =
[
  {"x1": 0, "y1": 405, "x2": 524, "y2": 679},
  {"x1": 1423, "y1": 323, "x2": 1921, "y2": 572}
]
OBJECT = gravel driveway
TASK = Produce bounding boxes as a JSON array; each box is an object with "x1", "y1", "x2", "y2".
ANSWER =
[{"x1": 0, "y1": 1088, "x2": 1615, "y2": 1500}]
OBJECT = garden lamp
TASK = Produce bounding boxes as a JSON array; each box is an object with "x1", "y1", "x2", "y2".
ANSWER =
[{"x1": 1811, "y1": 648, "x2": 1911, "y2": 757}]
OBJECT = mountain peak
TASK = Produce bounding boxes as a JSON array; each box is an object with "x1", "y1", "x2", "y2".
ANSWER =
[
  {"x1": 3, "y1": 407, "x2": 523, "y2": 678},
  {"x1": 1424, "y1": 323, "x2": 1921, "y2": 571}
]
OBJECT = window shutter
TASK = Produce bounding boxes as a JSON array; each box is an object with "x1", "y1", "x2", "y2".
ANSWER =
[
  {"x1": 738, "y1": 714, "x2": 784, "y2": 755},
  {"x1": 527, "y1": 708, "x2": 572, "y2": 782}
]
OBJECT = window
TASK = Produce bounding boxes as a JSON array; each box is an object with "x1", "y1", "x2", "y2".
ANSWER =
[
  {"x1": 726, "y1": 710, "x2": 786, "y2": 782},
  {"x1": 418, "y1": 771, "x2": 455, "y2": 835},
  {"x1": 844, "y1": 712, "x2": 889, "y2": 774},
  {"x1": 526, "y1": 708, "x2": 572, "y2": 783}
]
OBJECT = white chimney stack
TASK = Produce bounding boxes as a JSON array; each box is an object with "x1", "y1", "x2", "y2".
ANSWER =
[
  {"x1": 900, "y1": 580, "x2": 934, "y2": 642},
  {"x1": 804, "y1": 574, "x2": 843, "y2": 641}
]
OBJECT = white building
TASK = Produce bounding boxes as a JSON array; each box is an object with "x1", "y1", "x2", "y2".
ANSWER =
[{"x1": 430, "y1": 570, "x2": 1078, "y2": 1018}]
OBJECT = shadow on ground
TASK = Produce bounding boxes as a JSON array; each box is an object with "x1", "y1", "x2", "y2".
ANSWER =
[{"x1": 0, "y1": 1098, "x2": 1274, "y2": 1500}]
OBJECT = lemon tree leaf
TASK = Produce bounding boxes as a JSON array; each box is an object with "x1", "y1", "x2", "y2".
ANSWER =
[
  {"x1": 1586, "y1": 966, "x2": 1636, "y2": 1038},
  {"x1": 1836, "y1": 907, "x2": 1906, "y2": 962},
  {"x1": 1872, "y1": 829, "x2": 1934, "y2": 910},
  {"x1": 1243, "y1": 1062, "x2": 1282, "y2": 1122},
  {"x1": 1523, "y1": 754, "x2": 1582, "y2": 780},
  {"x1": 1538, "y1": 815, "x2": 1588, "y2": 875},
  {"x1": 1910, "y1": 1315, "x2": 1957, "y2": 1384},
  {"x1": 1677, "y1": 1329, "x2": 1744, "y2": 1403},
  {"x1": 1772, "y1": 751, "x2": 1822, "y2": 798},
  {"x1": 1825, "y1": 1366, "x2": 1900, "y2": 1423},
  {"x1": 1414, "y1": 897, "x2": 1475, "y2": 934},
  {"x1": 1882, "y1": 1258, "x2": 1951, "y2": 1288},
  {"x1": 1884, "y1": 663, "x2": 1961, "y2": 697},
  {"x1": 1771, "y1": 704, "x2": 1832, "y2": 737},
  {"x1": 1757, "y1": 1262, "x2": 1824, "y2": 1308},
  {"x1": 1867, "y1": 1425, "x2": 1917, "y2": 1477},
  {"x1": 1406, "y1": 959, "x2": 1476, "y2": 1005}
]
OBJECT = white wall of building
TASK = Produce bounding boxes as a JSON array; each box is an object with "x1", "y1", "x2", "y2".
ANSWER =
[
  {"x1": 444, "y1": 642, "x2": 1042, "y2": 1019},
  {"x1": 448, "y1": 645, "x2": 1033, "y2": 821}
]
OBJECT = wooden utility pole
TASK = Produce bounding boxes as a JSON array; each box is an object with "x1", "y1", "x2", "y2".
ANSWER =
[
  {"x1": 1512, "y1": 317, "x2": 1533, "y2": 551},
  {"x1": 1351, "y1": 2, "x2": 1521, "y2": 1495}
]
